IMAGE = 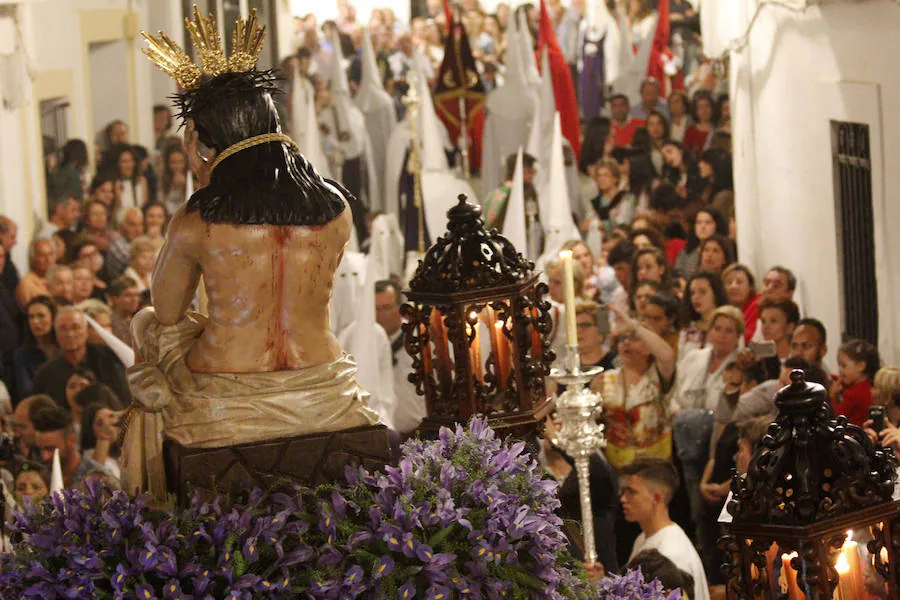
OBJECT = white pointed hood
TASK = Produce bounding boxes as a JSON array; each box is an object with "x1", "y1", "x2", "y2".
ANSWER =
[
  {"x1": 328, "y1": 32, "x2": 365, "y2": 159},
  {"x1": 414, "y1": 50, "x2": 449, "y2": 173},
  {"x1": 517, "y1": 10, "x2": 541, "y2": 92},
  {"x1": 50, "y1": 448, "x2": 64, "y2": 496},
  {"x1": 538, "y1": 112, "x2": 580, "y2": 267},
  {"x1": 481, "y1": 25, "x2": 537, "y2": 203},
  {"x1": 85, "y1": 313, "x2": 134, "y2": 367},
  {"x1": 295, "y1": 72, "x2": 332, "y2": 178},
  {"x1": 355, "y1": 28, "x2": 393, "y2": 113},
  {"x1": 527, "y1": 47, "x2": 557, "y2": 221},
  {"x1": 486, "y1": 24, "x2": 534, "y2": 119},
  {"x1": 501, "y1": 147, "x2": 528, "y2": 258},
  {"x1": 346, "y1": 257, "x2": 381, "y2": 418},
  {"x1": 369, "y1": 213, "x2": 405, "y2": 281}
]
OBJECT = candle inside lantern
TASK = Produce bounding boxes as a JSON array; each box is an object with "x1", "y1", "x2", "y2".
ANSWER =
[
  {"x1": 495, "y1": 320, "x2": 510, "y2": 386},
  {"x1": 559, "y1": 250, "x2": 578, "y2": 348},
  {"x1": 468, "y1": 311, "x2": 483, "y2": 383},
  {"x1": 779, "y1": 552, "x2": 802, "y2": 600},
  {"x1": 834, "y1": 530, "x2": 863, "y2": 600}
]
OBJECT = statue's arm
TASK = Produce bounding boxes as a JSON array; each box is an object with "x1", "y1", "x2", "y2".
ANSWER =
[{"x1": 151, "y1": 209, "x2": 201, "y2": 326}]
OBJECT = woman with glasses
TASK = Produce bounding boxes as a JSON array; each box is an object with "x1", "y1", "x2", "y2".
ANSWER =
[{"x1": 601, "y1": 303, "x2": 676, "y2": 472}]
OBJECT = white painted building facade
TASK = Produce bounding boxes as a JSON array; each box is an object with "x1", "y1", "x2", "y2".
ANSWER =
[{"x1": 706, "y1": 0, "x2": 899, "y2": 364}]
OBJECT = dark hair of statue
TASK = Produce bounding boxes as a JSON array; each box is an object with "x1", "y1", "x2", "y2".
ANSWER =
[{"x1": 174, "y1": 70, "x2": 347, "y2": 227}]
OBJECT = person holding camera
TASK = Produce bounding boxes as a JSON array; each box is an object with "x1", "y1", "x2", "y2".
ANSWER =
[{"x1": 863, "y1": 367, "x2": 900, "y2": 452}]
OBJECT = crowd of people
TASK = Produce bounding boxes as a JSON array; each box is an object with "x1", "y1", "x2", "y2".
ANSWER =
[{"x1": 0, "y1": 0, "x2": 896, "y2": 598}]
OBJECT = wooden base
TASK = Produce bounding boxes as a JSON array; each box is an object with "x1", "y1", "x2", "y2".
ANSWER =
[{"x1": 163, "y1": 425, "x2": 394, "y2": 505}]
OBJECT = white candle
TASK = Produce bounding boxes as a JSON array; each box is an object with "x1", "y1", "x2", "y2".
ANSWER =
[{"x1": 559, "y1": 250, "x2": 578, "y2": 347}]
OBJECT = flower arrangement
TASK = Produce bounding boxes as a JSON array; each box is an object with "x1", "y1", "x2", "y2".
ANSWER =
[{"x1": 0, "y1": 418, "x2": 681, "y2": 600}]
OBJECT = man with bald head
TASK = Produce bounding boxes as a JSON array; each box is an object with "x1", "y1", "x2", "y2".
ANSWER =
[
  {"x1": 107, "y1": 208, "x2": 144, "y2": 278},
  {"x1": 15, "y1": 238, "x2": 56, "y2": 308},
  {"x1": 31, "y1": 306, "x2": 131, "y2": 407},
  {"x1": 0, "y1": 215, "x2": 19, "y2": 291}
]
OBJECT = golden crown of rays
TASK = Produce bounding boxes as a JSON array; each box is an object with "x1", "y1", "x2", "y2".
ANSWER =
[{"x1": 141, "y1": 5, "x2": 265, "y2": 90}]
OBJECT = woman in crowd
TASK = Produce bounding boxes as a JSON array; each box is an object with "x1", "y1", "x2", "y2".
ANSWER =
[
  {"x1": 602, "y1": 303, "x2": 676, "y2": 472},
  {"x1": 561, "y1": 240, "x2": 619, "y2": 305},
  {"x1": 587, "y1": 159, "x2": 635, "y2": 233},
  {"x1": 697, "y1": 149, "x2": 733, "y2": 204},
  {"x1": 631, "y1": 280, "x2": 660, "y2": 317},
  {"x1": 79, "y1": 299, "x2": 113, "y2": 345},
  {"x1": 69, "y1": 238, "x2": 108, "y2": 298},
  {"x1": 674, "y1": 206, "x2": 727, "y2": 279},
  {"x1": 717, "y1": 95, "x2": 731, "y2": 133},
  {"x1": 671, "y1": 305, "x2": 744, "y2": 553},
  {"x1": 667, "y1": 90, "x2": 690, "y2": 142},
  {"x1": 697, "y1": 235, "x2": 735, "y2": 275},
  {"x1": 12, "y1": 462, "x2": 50, "y2": 509},
  {"x1": 142, "y1": 202, "x2": 169, "y2": 253},
  {"x1": 157, "y1": 145, "x2": 190, "y2": 216},
  {"x1": 88, "y1": 173, "x2": 117, "y2": 209},
  {"x1": 77, "y1": 383, "x2": 124, "y2": 479},
  {"x1": 673, "y1": 305, "x2": 745, "y2": 413},
  {"x1": 631, "y1": 247, "x2": 673, "y2": 293},
  {"x1": 104, "y1": 144, "x2": 148, "y2": 216},
  {"x1": 683, "y1": 91, "x2": 718, "y2": 154},
  {"x1": 722, "y1": 263, "x2": 760, "y2": 342},
  {"x1": 645, "y1": 110, "x2": 670, "y2": 174},
  {"x1": 124, "y1": 236, "x2": 157, "y2": 293},
  {"x1": 679, "y1": 270, "x2": 728, "y2": 362},
  {"x1": 49, "y1": 139, "x2": 89, "y2": 200},
  {"x1": 80, "y1": 200, "x2": 119, "y2": 254},
  {"x1": 660, "y1": 140, "x2": 702, "y2": 201},
  {"x1": 630, "y1": 226, "x2": 666, "y2": 253},
  {"x1": 65, "y1": 366, "x2": 96, "y2": 430},
  {"x1": 12, "y1": 296, "x2": 58, "y2": 400},
  {"x1": 575, "y1": 300, "x2": 616, "y2": 374}
]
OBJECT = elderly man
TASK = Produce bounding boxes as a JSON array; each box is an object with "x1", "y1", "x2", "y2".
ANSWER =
[
  {"x1": 38, "y1": 194, "x2": 81, "y2": 240},
  {"x1": 15, "y1": 238, "x2": 56, "y2": 308},
  {"x1": 107, "y1": 207, "x2": 144, "y2": 278},
  {"x1": 46, "y1": 264, "x2": 74, "y2": 305},
  {"x1": 31, "y1": 306, "x2": 131, "y2": 407}
]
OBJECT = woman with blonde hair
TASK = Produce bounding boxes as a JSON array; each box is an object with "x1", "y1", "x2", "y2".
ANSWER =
[{"x1": 124, "y1": 236, "x2": 156, "y2": 293}]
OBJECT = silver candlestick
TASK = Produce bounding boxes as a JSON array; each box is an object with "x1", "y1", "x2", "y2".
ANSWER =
[{"x1": 549, "y1": 344, "x2": 606, "y2": 566}]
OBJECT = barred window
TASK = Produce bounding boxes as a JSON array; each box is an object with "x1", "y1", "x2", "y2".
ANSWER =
[{"x1": 831, "y1": 121, "x2": 878, "y2": 345}]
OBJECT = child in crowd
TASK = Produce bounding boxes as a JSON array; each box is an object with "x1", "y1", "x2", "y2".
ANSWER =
[{"x1": 831, "y1": 339, "x2": 881, "y2": 427}]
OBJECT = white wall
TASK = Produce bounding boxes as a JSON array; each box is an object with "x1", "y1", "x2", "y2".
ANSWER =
[
  {"x1": 728, "y1": 0, "x2": 900, "y2": 364},
  {"x1": 88, "y1": 40, "x2": 131, "y2": 137}
]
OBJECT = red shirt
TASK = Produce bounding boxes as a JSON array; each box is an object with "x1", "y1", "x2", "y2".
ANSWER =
[
  {"x1": 831, "y1": 379, "x2": 873, "y2": 427},
  {"x1": 612, "y1": 118, "x2": 645, "y2": 148},
  {"x1": 664, "y1": 238, "x2": 686, "y2": 267},
  {"x1": 742, "y1": 294, "x2": 760, "y2": 343},
  {"x1": 683, "y1": 125, "x2": 711, "y2": 155}
]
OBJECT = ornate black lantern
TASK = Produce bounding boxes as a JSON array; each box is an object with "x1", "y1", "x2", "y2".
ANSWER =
[
  {"x1": 400, "y1": 195, "x2": 554, "y2": 438},
  {"x1": 722, "y1": 370, "x2": 900, "y2": 599}
]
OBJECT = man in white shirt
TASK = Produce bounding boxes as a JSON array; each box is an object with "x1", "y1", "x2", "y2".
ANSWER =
[{"x1": 621, "y1": 458, "x2": 710, "y2": 600}]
